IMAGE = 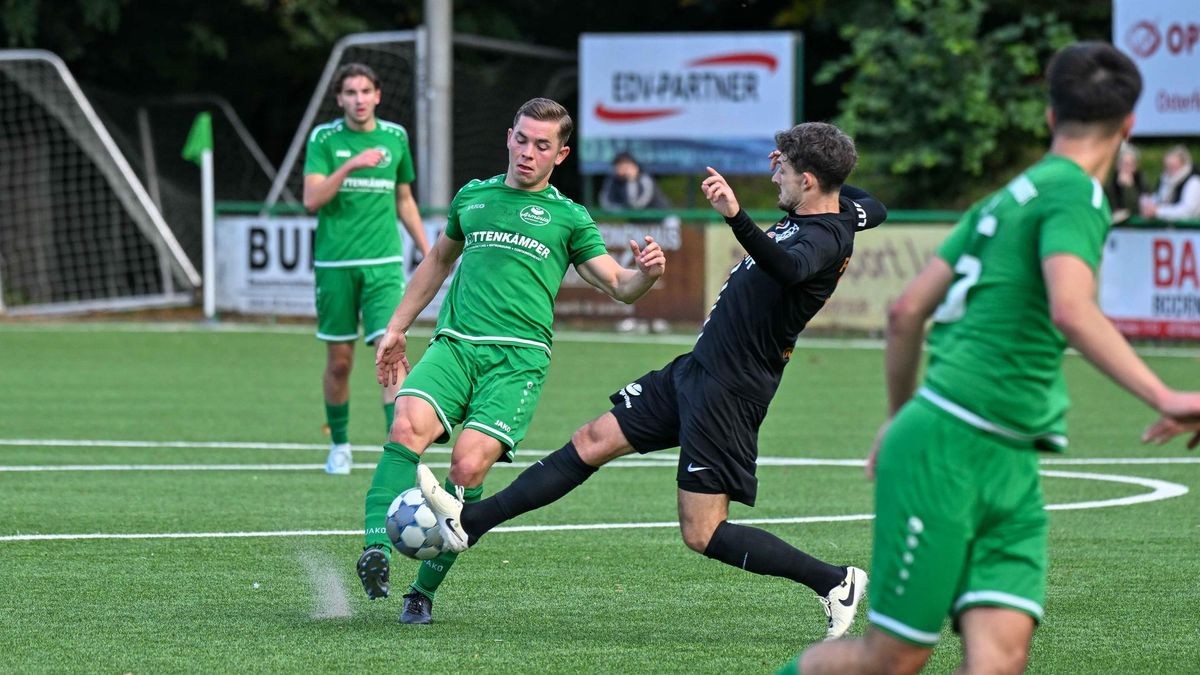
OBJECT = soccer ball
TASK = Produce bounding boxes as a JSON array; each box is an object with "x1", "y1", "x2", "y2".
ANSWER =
[{"x1": 385, "y1": 488, "x2": 445, "y2": 560}]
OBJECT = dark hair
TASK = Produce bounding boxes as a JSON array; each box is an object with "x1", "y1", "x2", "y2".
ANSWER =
[
  {"x1": 332, "y1": 63, "x2": 381, "y2": 96},
  {"x1": 1046, "y1": 42, "x2": 1142, "y2": 135},
  {"x1": 612, "y1": 151, "x2": 639, "y2": 167},
  {"x1": 774, "y1": 122, "x2": 857, "y2": 192},
  {"x1": 512, "y1": 97, "x2": 574, "y2": 145}
]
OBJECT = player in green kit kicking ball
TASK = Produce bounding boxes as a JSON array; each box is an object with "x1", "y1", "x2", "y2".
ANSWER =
[
  {"x1": 303, "y1": 63, "x2": 431, "y2": 475},
  {"x1": 792, "y1": 42, "x2": 1200, "y2": 674},
  {"x1": 357, "y1": 98, "x2": 667, "y2": 623}
]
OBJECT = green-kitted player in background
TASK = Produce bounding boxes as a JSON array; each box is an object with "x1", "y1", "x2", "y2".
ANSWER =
[
  {"x1": 358, "y1": 97, "x2": 667, "y2": 624},
  {"x1": 794, "y1": 42, "x2": 1200, "y2": 674},
  {"x1": 303, "y1": 63, "x2": 431, "y2": 475}
]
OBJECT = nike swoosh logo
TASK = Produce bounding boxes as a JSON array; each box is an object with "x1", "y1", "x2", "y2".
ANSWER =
[
  {"x1": 686, "y1": 463, "x2": 710, "y2": 473},
  {"x1": 839, "y1": 576, "x2": 857, "y2": 607}
]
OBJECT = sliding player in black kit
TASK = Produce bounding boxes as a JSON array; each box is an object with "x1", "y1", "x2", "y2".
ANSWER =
[{"x1": 418, "y1": 122, "x2": 887, "y2": 639}]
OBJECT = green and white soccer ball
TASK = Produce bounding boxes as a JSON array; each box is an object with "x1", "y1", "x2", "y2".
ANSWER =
[{"x1": 385, "y1": 488, "x2": 445, "y2": 560}]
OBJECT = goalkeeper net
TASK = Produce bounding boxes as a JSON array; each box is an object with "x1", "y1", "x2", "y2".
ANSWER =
[
  {"x1": 0, "y1": 50, "x2": 199, "y2": 315},
  {"x1": 265, "y1": 31, "x2": 576, "y2": 209}
]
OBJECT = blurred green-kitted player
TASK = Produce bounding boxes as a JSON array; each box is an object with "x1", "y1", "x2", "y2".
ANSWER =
[
  {"x1": 357, "y1": 97, "x2": 667, "y2": 624},
  {"x1": 791, "y1": 42, "x2": 1200, "y2": 674},
  {"x1": 303, "y1": 63, "x2": 431, "y2": 475}
]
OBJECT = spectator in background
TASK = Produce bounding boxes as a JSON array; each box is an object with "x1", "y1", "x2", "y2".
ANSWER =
[
  {"x1": 1140, "y1": 144, "x2": 1200, "y2": 222},
  {"x1": 1105, "y1": 142, "x2": 1145, "y2": 224},
  {"x1": 599, "y1": 152, "x2": 671, "y2": 211}
]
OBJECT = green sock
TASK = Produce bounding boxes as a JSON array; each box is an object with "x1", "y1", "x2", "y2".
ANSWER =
[
  {"x1": 383, "y1": 402, "x2": 395, "y2": 433},
  {"x1": 410, "y1": 480, "x2": 484, "y2": 600},
  {"x1": 363, "y1": 442, "x2": 421, "y2": 550},
  {"x1": 325, "y1": 401, "x2": 350, "y2": 445}
]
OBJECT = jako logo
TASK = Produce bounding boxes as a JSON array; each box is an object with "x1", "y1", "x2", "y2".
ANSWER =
[
  {"x1": 520, "y1": 205, "x2": 552, "y2": 226},
  {"x1": 1125, "y1": 20, "x2": 1200, "y2": 58},
  {"x1": 596, "y1": 51, "x2": 778, "y2": 123}
]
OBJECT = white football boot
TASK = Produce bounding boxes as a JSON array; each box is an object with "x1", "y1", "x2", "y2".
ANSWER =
[
  {"x1": 415, "y1": 464, "x2": 469, "y2": 553},
  {"x1": 324, "y1": 443, "x2": 352, "y2": 475},
  {"x1": 819, "y1": 566, "x2": 869, "y2": 640}
]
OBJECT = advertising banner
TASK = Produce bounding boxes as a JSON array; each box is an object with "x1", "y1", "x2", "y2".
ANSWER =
[
  {"x1": 1114, "y1": 0, "x2": 1200, "y2": 136},
  {"x1": 1099, "y1": 229, "x2": 1200, "y2": 338},
  {"x1": 579, "y1": 32, "x2": 799, "y2": 175},
  {"x1": 556, "y1": 216, "x2": 706, "y2": 323},
  {"x1": 704, "y1": 223, "x2": 949, "y2": 333},
  {"x1": 214, "y1": 216, "x2": 446, "y2": 319}
]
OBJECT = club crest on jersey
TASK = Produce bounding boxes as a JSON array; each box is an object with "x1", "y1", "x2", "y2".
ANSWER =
[
  {"x1": 519, "y1": 205, "x2": 552, "y2": 226},
  {"x1": 374, "y1": 146, "x2": 393, "y2": 169},
  {"x1": 775, "y1": 223, "x2": 799, "y2": 242}
]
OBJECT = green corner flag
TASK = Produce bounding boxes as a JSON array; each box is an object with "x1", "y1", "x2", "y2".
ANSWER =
[{"x1": 182, "y1": 112, "x2": 213, "y2": 164}]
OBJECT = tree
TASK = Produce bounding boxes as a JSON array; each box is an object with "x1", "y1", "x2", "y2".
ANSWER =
[{"x1": 816, "y1": 0, "x2": 1074, "y2": 207}]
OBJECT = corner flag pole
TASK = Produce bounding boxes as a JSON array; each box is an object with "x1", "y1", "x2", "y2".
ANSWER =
[{"x1": 183, "y1": 112, "x2": 216, "y2": 320}]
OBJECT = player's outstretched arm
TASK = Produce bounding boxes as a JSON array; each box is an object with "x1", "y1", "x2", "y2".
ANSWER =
[
  {"x1": 375, "y1": 234, "x2": 464, "y2": 385},
  {"x1": 574, "y1": 236, "x2": 666, "y2": 304},
  {"x1": 1044, "y1": 254, "x2": 1200, "y2": 437}
]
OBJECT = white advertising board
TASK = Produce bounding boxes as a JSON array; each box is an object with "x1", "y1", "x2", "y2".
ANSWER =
[
  {"x1": 1114, "y1": 0, "x2": 1200, "y2": 136},
  {"x1": 579, "y1": 32, "x2": 799, "y2": 174},
  {"x1": 214, "y1": 216, "x2": 447, "y2": 321},
  {"x1": 1099, "y1": 228, "x2": 1200, "y2": 338}
]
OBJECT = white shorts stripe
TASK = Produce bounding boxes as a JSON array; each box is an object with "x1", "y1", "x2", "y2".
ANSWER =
[
  {"x1": 314, "y1": 256, "x2": 405, "y2": 268},
  {"x1": 464, "y1": 421, "x2": 515, "y2": 448},
  {"x1": 316, "y1": 331, "x2": 359, "y2": 342},
  {"x1": 363, "y1": 328, "x2": 386, "y2": 344},
  {"x1": 396, "y1": 388, "x2": 452, "y2": 438},
  {"x1": 867, "y1": 610, "x2": 941, "y2": 646},
  {"x1": 435, "y1": 328, "x2": 551, "y2": 355},
  {"x1": 918, "y1": 386, "x2": 1067, "y2": 449},
  {"x1": 953, "y1": 590, "x2": 1044, "y2": 620}
]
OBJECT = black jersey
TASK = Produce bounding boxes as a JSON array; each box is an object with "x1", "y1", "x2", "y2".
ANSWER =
[{"x1": 691, "y1": 186, "x2": 886, "y2": 405}]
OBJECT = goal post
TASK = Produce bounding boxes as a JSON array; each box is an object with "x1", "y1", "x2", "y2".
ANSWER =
[{"x1": 0, "y1": 49, "x2": 200, "y2": 316}]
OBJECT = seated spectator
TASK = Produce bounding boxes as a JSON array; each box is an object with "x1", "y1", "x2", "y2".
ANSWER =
[
  {"x1": 1105, "y1": 142, "x2": 1146, "y2": 224},
  {"x1": 599, "y1": 152, "x2": 671, "y2": 211},
  {"x1": 1141, "y1": 145, "x2": 1200, "y2": 222}
]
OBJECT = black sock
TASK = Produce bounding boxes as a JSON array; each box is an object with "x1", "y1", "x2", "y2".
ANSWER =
[
  {"x1": 461, "y1": 442, "x2": 597, "y2": 544},
  {"x1": 702, "y1": 521, "x2": 846, "y2": 595}
]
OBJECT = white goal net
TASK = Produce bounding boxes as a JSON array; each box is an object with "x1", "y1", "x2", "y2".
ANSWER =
[{"x1": 0, "y1": 50, "x2": 199, "y2": 315}]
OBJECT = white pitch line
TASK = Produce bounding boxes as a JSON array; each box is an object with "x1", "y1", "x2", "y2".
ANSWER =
[
  {"x1": 0, "y1": 460, "x2": 686, "y2": 473},
  {"x1": 0, "y1": 470, "x2": 1189, "y2": 543}
]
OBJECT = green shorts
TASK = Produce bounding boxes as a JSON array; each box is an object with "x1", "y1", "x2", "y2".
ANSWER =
[
  {"x1": 314, "y1": 264, "x2": 405, "y2": 345},
  {"x1": 397, "y1": 337, "x2": 550, "y2": 458},
  {"x1": 869, "y1": 395, "x2": 1047, "y2": 646}
]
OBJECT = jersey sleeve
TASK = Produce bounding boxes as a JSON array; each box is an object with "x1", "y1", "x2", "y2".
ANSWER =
[
  {"x1": 567, "y1": 207, "x2": 609, "y2": 265},
  {"x1": 394, "y1": 135, "x2": 416, "y2": 185},
  {"x1": 1038, "y1": 188, "x2": 1110, "y2": 271},
  {"x1": 303, "y1": 132, "x2": 330, "y2": 176},
  {"x1": 443, "y1": 186, "x2": 467, "y2": 241}
]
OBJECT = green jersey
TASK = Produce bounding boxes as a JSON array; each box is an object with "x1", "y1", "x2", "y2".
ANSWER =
[
  {"x1": 303, "y1": 118, "x2": 416, "y2": 267},
  {"x1": 435, "y1": 176, "x2": 609, "y2": 354},
  {"x1": 921, "y1": 154, "x2": 1111, "y2": 451}
]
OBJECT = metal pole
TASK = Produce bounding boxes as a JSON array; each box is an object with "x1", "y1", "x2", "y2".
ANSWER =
[
  {"x1": 426, "y1": 0, "x2": 453, "y2": 207},
  {"x1": 201, "y1": 148, "x2": 216, "y2": 319}
]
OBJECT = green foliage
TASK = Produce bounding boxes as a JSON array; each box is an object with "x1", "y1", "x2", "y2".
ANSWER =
[{"x1": 817, "y1": 0, "x2": 1074, "y2": 207}]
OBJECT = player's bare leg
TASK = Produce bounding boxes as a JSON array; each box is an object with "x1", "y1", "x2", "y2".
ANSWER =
[
  {"x1": 323, "y1": 341, "x2": 355, "y2": 475},
  {"x1": 795, "y1": 628, "x2": 932, "y2": 674},
  {"x1": 957, "y1": 607, "x2": 1035, "y2": 674}
]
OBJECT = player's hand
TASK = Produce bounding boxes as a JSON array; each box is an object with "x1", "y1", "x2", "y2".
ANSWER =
[
  {"x1": 630, "y1": 235, "x2": 666, "y2": 279},
  {"x1": 768, "y1": 149, "x2": 783, "y2": 173},
  {"x1": 1155, "y1": 390, "x2": 1200, "y2": 424},
  {"x1": 701, "y1": 167, "x2": 740, "y2": 218},
  {"x1": 349, "y1": 148, "x2": 385, "y2": 170},
  {"x1": 374, "y1": 328, "x2": 411, "y2": 386},
  {"x1": 864, "y1": 418, "x2": 892, "y2": 480},
  {"x1": 1141, "y1": 415, "x2": 1200, "y2": 450}
]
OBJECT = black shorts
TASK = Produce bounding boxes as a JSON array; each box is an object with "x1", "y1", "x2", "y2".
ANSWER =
[{"x1": 608, "y1": 353, "x2": 768, "y2": 506}]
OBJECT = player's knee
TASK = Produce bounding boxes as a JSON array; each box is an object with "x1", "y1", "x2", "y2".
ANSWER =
[
  {"x1": 388, "y1": 413, "x2": 421, "y2": 446},
  {"x1": 963, "y1": 642, "x2": 1027, "y2": 675},
  {"x1": 679, "y1": 519, "x2": 716, "y2": 554},
  {"x1": 325, "y1": 356, "x2": 352, "y2": 381},
  {"x1": 571, "y1": 415, "x2": 628, "y2": 465},
  {"x1": 448, "y1": 456, "x2": 489, "y2": 487}
]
